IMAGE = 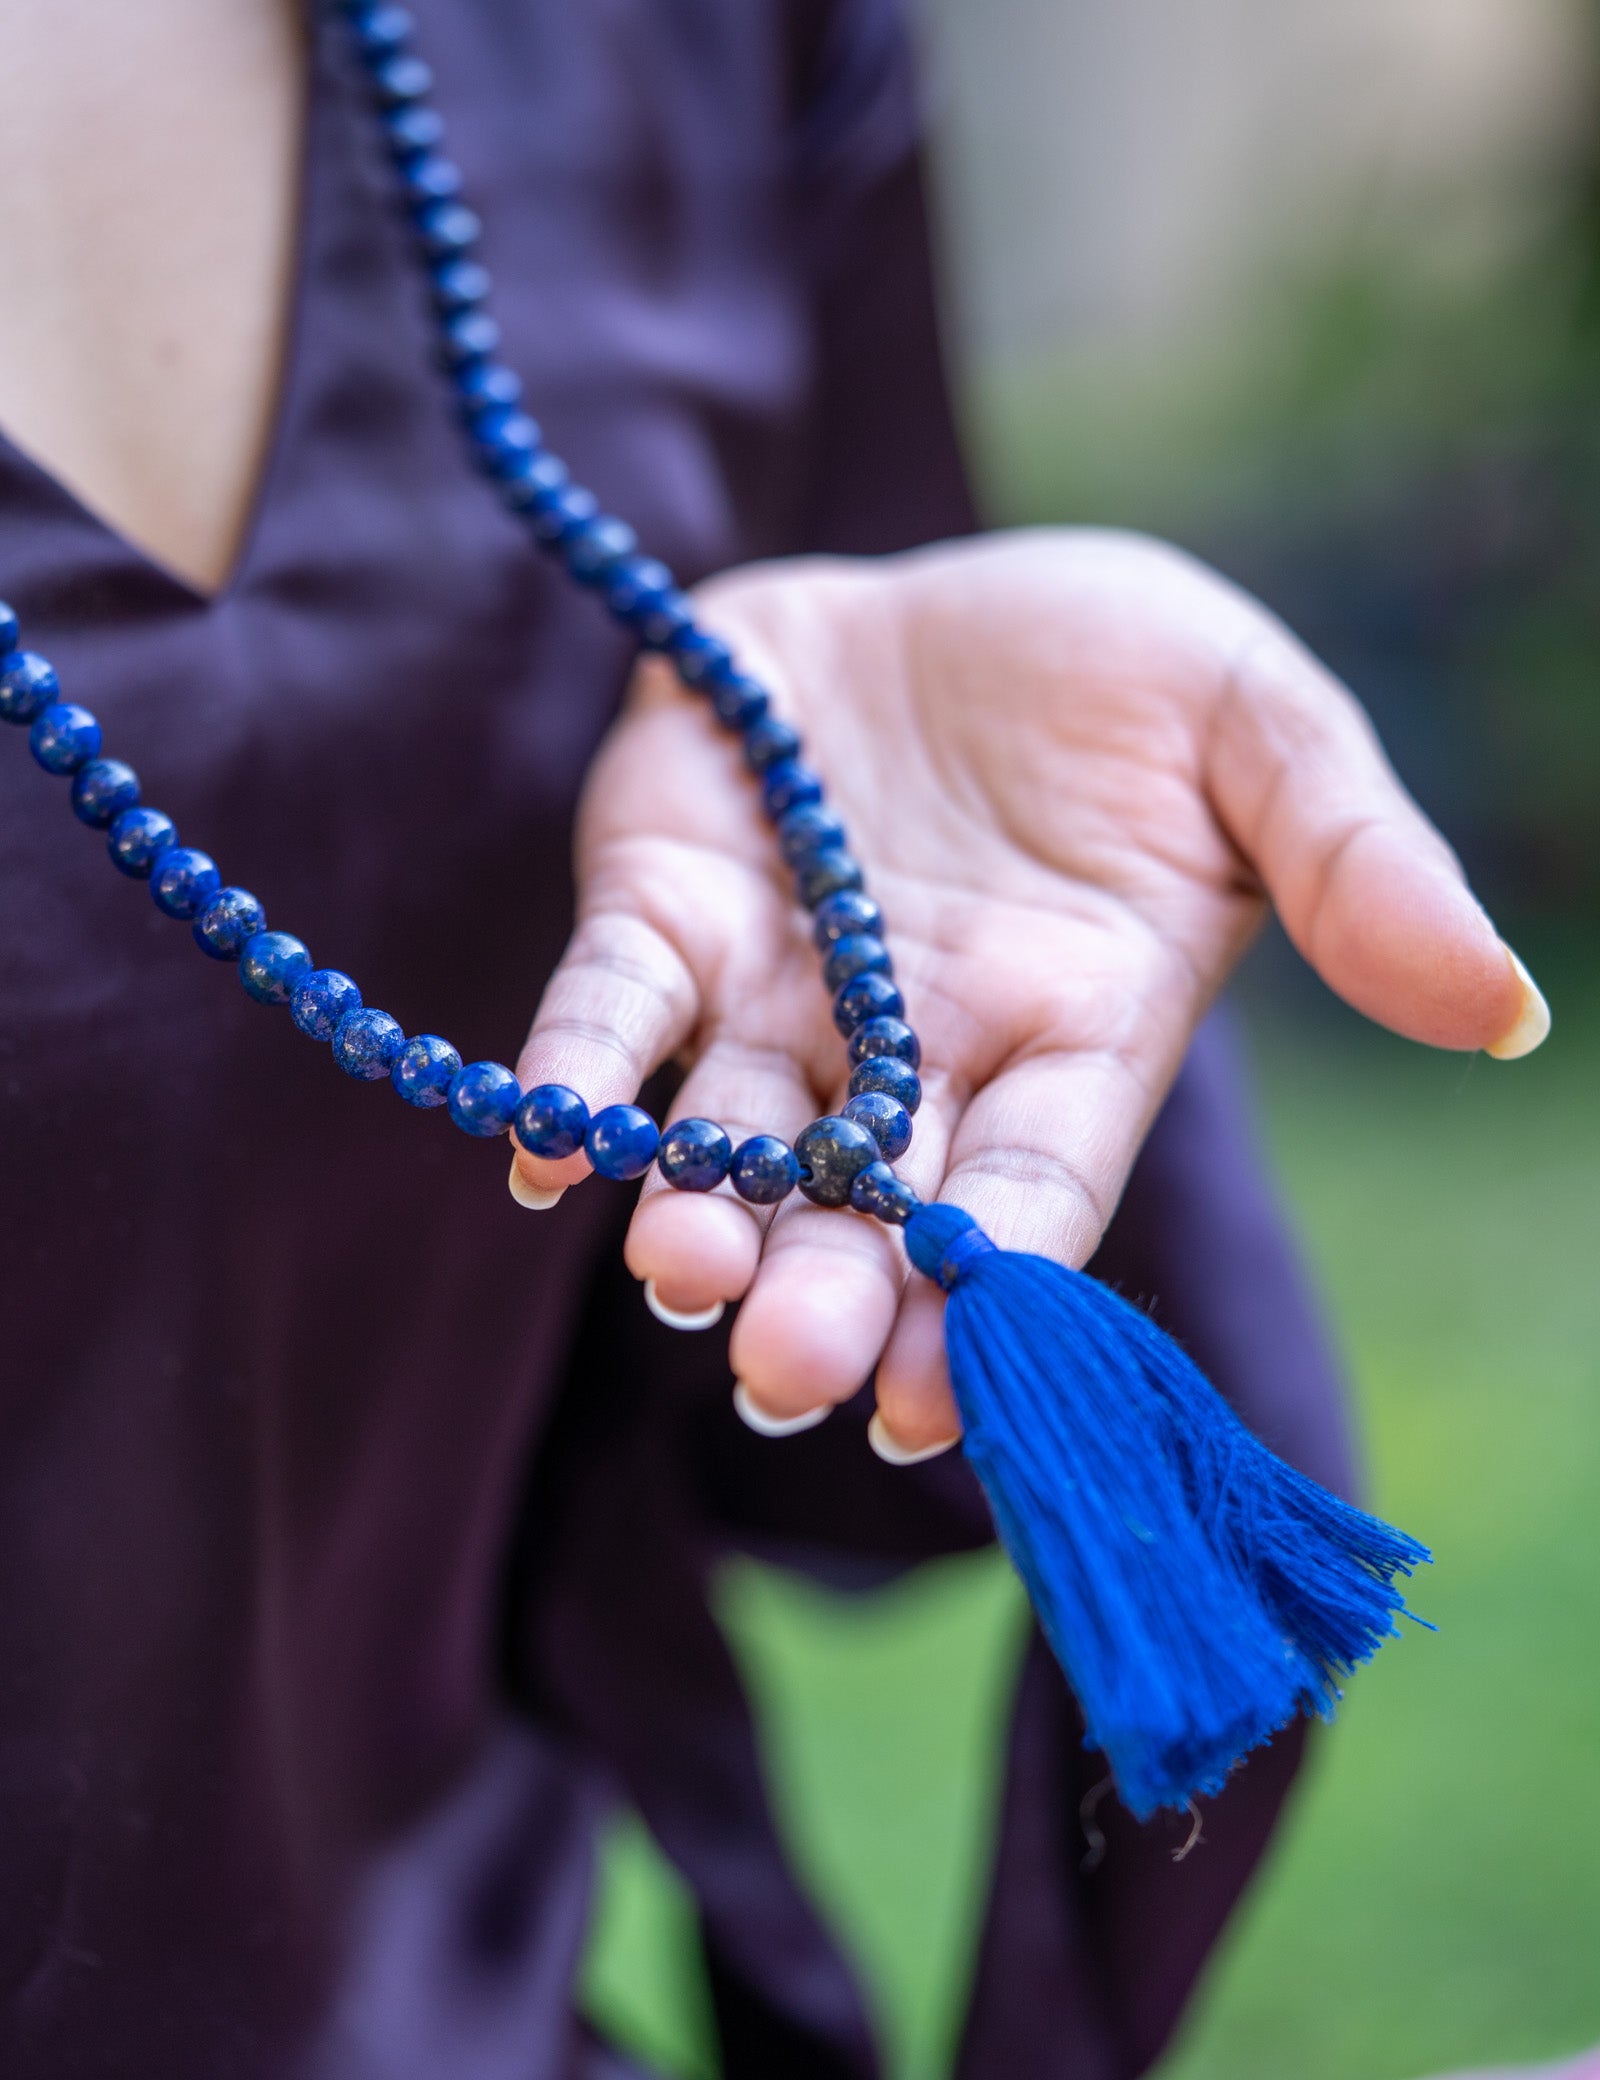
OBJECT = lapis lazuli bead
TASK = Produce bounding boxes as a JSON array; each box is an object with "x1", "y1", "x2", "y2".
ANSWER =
[
  {"x1": 150, "y1": 846, "x2": 221, "y2": 920},
  {"x1": 742, "y1": 715, "x2": 801, "y2": 774},
  {"x1": 586, "y1": 1103, "x2": 659, "y2": 1180},
  {"x1": 502, "y1": 449, "x2": 568, "y2": 513},
  {"x1": 730, "y1": 1134, "x2": 800, "y2": 1205},
  {"x1": 823, "y1": 933, "x2": 891, "y2": 994},
  {"x1": 761, "y1": 758, "x2": 823, "y2": 818},
  {"x1": 240, "y1": 931, "x2": 313, "y2": 1005},
  {"x1": 657, "y1": 1117, "x2": 733, "y2": 1192},
  {"x1": 635, "y1": 588, "x2": 694, "y2": 651},
  {"x1": 448, "y1": 1060, "x2": 521, "y2": 1137},
  {"x1": 70, "y1": 757, "x2": 140, "y2": 828},
  {"x1": 669, "y1": 628, "x2": 733, "y2": 688},
  {"x1": 777, "y1": 803, "x2": 846, "y2": 867},
  {"x1": 371, "y1": 53, "x2": 432, "y2": 103},
  {"x1": 473, "y1": 407, "x2": 541, "y2": 479},
  {"x1": 431, "y1": 257, "x2": 491, "y2": 312},
  {"x1": 709, "y1": 673, "x2": 768, "y2": 732},
  {"x1": 193, "y1": 887, "x2": 267, "y2": 961},
  {"x1": 812, "y1": 889, "x2": 883, "y2": 950},
  {"x1": 794, "y1": 1115, "x2": 879, "y2": 1208},
  {"x1": 797, "y1": 849, "x2": 865, "y2": 911},
  {"x1": 352, "y1": 3, "x2": 413, "y2": 57},
  {"x1": 602, "y1": 555, "x2": 675, "y2": 623},
  {"x1": 383, "y1": 102, "x2": 444, "y2": 158},
  {"x1": 437, "y1": 308, "x2": 499, "y2": 366},
  {"x1": 843, "y1": 1091, "x2": 913, "y2": 1161},
  {"x1": 513, "y1": 1082, "x2": 589, "y2": 1160},
  {"x1": 528, "y1": 483, "x2": 600, "y2": 546},
  {"x1": 29, "y1": 701, "x2": 101, "y2": 775},
  {"x1": 402, "y1": 152, "x2": 462, "y2": 206},
  {"x1": 333, "y1": 1007, "x2": 407, "y2": 1080},
  {"x1": 848, "y1": 1054, "x2": 922, "y2": 1115},
  {"x1": 454, "y1": 360, "x2": 521, "y2": 415},
  {"x1": 290, "y1": 967, "x2": 363, "y2": 1040},
  {"x1": 848, "y1": 1016, "x2": 921, "y2": 1071},
  {"x1": 392, "y1": 1033, "x2": 462, "y2": 1108},
  {"x1": 107, "y1": 807, "x2": 178, "y2": 878},
  {"x1": 833, "y1": 970, "x2": 904, "y2": 1036},
  {"x1": 850, "y1": 1161, "x2": 922, "y2": 1227},
  {"x1": 417, "y1": 200, "x2": 481, "y2": 259},
  {"x1": 1, "y1": 653, "x2": 60, "y2": 726},
  {"x1": 0, "y1": 601, "x2": 17, "y2": 654},
  {"x1": 565, "y1": 515, "x2": 638, "y2": 584}
]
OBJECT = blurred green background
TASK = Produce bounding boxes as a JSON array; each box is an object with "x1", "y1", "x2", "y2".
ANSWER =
[{"x1": 582, "y1": 2, "x2": 1600, "y2": 2072}]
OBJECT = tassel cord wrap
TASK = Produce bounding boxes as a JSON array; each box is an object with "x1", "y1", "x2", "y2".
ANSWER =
[{"x1": 903, "y1": 1203, "x2": 1429, "y2": 1821}]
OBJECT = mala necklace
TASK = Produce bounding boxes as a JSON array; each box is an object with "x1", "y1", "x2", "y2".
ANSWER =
[{"x1": 0, "y1": 0, "x2": 1429, "y2": 1824}]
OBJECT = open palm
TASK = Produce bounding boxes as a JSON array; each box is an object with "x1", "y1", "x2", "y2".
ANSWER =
[{"x1": 512, "y1": 529, "x2": 1535, "y2": 1449}]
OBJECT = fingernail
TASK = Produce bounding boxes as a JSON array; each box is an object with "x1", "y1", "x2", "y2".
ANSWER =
[
  {"x1": 1486, "y1": 947, "x2": 1551, "y2": 1061},
  {"x1": 867, "y1": 1411, "x2": 959, "y2": 1466},
  {"x1": 508, "y1": 1158, "x2": 565, "y2": 1211},
  {"x1": 732, "y1": 1382, "x2": 830, "y2": 1438},
  {"x1": 643, "y1": 1279, "x2": 726, "y2": 1332}
]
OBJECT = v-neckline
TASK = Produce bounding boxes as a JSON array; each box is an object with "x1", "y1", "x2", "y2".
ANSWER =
[{"x1": 0, "y1": 20, "x2": 323, "y2": 615}]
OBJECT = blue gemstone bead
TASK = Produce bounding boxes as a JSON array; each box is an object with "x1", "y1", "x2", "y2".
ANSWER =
[
  {"x1": 448, "y1": 1060, "x2": 521, "y2": 1137},
  {"x1": 812, "y1": 889, "x2": 883, "y2": 950},
  {"x1": 353, "y1": 3, "x2": 412, "y2": 55},
  {"x1": 392, "y1": 1033, "x2": 462, "y2": 1107},
  {"x1": 761, "y1": 758, "x2": 823, "y2": 818},
  {"x1": 107, "y1": 806, "x2": 177, "y2": 878},
  {"x1": 777, "y1": 803, "x2": 845, "y2": 866},
  {"x1": 565, "y1": 515, "x2": 638, "y2": 584},
  {"x1": 29, "y1": 701, "x2": 101, "y2": 775},
  {"x1": 669, "y1": 628, "x2": 733, "y2": 688},
  {"x1": 823, "y1": 933, "x2": 891, "y2": 993},
  {"x1": 150, "y1": 846, "x2": 221, "y2": 920},
  {"x1": 472, "y1": 407, "x2": 541, "y2": 478},
  {"x1": 794, "y1": 1115, "x2": 879, "y2": 1208},
  {"x1": 832, "y1": 970, "x2": 904, "y2": 1036},
  {"x1": 431, "y1": 257, "x2": 491, "y2": 312},
  {"x1": 70, "y1": 757, "x2": 140, "y2": 827},
  {"x1": 843, "y1": 1091, "x2": 913, "y2": 1161},
  {"x1": 708, "y1": 672, "x2": 768, "y2": 731},
  {"x1": 333, "y1": 1007, "x2": 407, "y2": 1080},
  {"x1": 586, "y1": 1103, "x2": 660, "y2": 1180},
  {"x1": 850, "y1": 1161, "x2": 922, "y2": 1227},
  {"x1": 290, "y1": 967, "x2": 363, "y2": 1040},
  {"x1": 635, "y1": 589, "x2": 694, "y2": 650},
  {"x1": 797, "y1": 848, "x2": 865, "y2": 911},
  {"x1": 848, "y1": 1054, "x2": 922, "y2": 1115},
  {"x1": 0, "y1": 601, "x2": 17, "y2": 653},
  {"x1": 657, "y1": 1117, "x2": 733, "y2": 1192},
  {"x1": 848, "y1": 1016, "x2": 921, "y2": 1071},
  {"x1": 239, "y1": 931, "x2": 313, "y2": 1005},
  {"x1": 529, "y1": 483, "x2": 600, "y2": 546},
  {"x1": 401, "y1": 152, "x2": 461, "y2": 206},
  {"x1": 453, "y1": 360, "x2": 521, "y2": 415},
  {"x1": 193, "y1": 887, "x2": 267, "y2": 960},
  {"x1": 1, "y1": 652, "x2": 61, "y2": 725},
  {"x1": 729, "y1": 1134, "x2": 800, "y2": 1205},
  {"x1": 513, "y1": 1082, "x2": 590, "y2": 1159},
  {"x1": 501, "y1": 449, "x2": 568, "y2": 513},
  {"x1": 742, "y1": 714, "x2": 801, "y2": 773},
  {"x1": 416, "y1": 200, "x2": 481, "y2": 258},
  {"x1": 602, "y1": 554, "x2": 675, "y2": 621},
  {"x1": 371, "y1": 53, "x2": 432, "y2": 103},
  {"x1": 436, "y1": 309, "x2": 500, "y2": 366},
  {"x1": 383, "y1": 102, "x2": 444, "y2": 158}
]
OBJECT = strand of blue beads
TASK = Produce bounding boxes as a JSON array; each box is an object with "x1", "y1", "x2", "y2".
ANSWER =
[{"x1": 0, "y1": 2, "x2": 932, "y2": 1237}]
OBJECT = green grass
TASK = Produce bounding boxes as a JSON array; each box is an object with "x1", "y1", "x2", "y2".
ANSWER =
[{"x1": 584, "y1": 961, "x2": 1600, "y2": 2080}]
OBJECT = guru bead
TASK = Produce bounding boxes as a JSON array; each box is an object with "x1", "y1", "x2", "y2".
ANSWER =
[
  {"x1": 833, "y1": 970, "x2": 903, "y2": 1037},
  {"x1": 657, "y1": 1117, "x2": 733, "y2": 1192},
  {"x1": 448, "y1": 1060, "x2": 521, "y2": 1137},
  {"x1": 794, "y1": 1115, "x2": 879, "y2": 1208},
  {"x1": 391, "y1": 1033, "x2": 461, "y2": 1107},
  {"x1": 848, "y1": 1016, "x2": 921, "y2": 1071},
  {"x1": 850, "y1": 1161, "x2": 921, "y2": 1226},
  {"x1": 0, "y1": 652, "x2": 59, "y2": 725},
  {"x1": 514, "y1": 1082, "x2": 590, "y2": 1159},
  {"x1": 843, "y1": 1091, "x2": 913, "y2": 1161},
  {"x1": 70, "y1": 758, "x2": 140, "y2": 828},
  {"x1": 332, "y1": 1007, "x2": 407, "y2": 1080},
  {"x1": 149, "y1": 847, "x2": 221, "y2": 920},
  {"x1": 107, "y1": 807, "x2": 178, "y2": 878},
  {"x1": 290, "y1": 968, "x2": 363, "y2": 1040},
  {"x1": 240, "y1": 932, "x2": 313, "y2": 1005},
  {"x1": 586, "y1": 1103, "x2": 660, "y2": 1180},
  {"x1": 848, "y1": 1054, "x2": 922, "y2": 1115},
  {"x1": 729, "y1": 1134, "x2": 800, "y2": 1205},
  {"x1": 193, "y1": 887, "x2": 267, "y2": 961},
  {"x1": 30, "y1": 702, "x2": 102, "y2": 775}
]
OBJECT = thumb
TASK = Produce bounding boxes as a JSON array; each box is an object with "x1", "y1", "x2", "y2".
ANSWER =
[{"x1": 1209, "y1": 631, "x2": 1549, "y2": 1060}]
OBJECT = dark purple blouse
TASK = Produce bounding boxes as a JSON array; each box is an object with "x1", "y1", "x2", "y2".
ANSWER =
[{"x1": 0, "y1": 4, "x2": 1354, "y2": 2075}]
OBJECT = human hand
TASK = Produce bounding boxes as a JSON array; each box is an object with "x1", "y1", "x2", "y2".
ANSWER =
[{"x1": 511, "y1": 529, "x2": 1547, "y2": 1450}]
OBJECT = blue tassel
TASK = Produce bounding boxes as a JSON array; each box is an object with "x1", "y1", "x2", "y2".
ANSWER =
[{"x1": 904, "y1": 1203, "x2": 1429, "y2": 1821}]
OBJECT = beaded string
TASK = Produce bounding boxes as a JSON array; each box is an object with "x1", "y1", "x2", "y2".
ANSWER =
[{"x1": 0, "y1": 0, "x2": 929, "y2": 1234}]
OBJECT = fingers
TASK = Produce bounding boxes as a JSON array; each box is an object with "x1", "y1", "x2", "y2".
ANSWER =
[
  {"x1": 511, "y1": 904, "x2": 699, "y2": 1191},
  {"x1": 1209, "y1": 632, "x2": 1543, "y2": 1055}
]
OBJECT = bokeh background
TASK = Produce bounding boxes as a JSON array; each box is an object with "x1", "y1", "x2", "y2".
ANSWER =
[{"x1": 583, "y1": 3, "x2": 1600, "y2": 2073}]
